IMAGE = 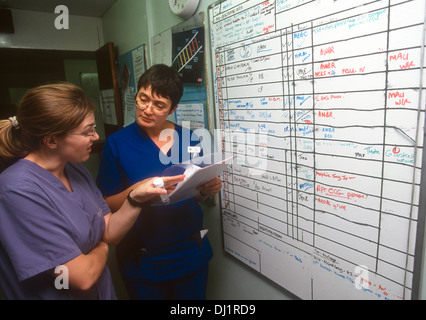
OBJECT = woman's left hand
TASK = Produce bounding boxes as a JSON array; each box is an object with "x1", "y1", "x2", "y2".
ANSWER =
[{"x1": 196, "y1": 176, "x2": 223, "y2": 198}]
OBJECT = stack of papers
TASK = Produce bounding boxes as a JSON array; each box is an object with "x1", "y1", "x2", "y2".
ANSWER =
[{"x1": 153, "y1": 153, "x2": 235, "y2": 205}]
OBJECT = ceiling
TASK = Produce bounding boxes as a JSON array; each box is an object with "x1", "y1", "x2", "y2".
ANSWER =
[{"x1": 0, "y1": 0, "x2": 118, "y2": 17}]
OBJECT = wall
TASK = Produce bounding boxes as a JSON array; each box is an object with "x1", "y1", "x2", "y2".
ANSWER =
[
  {"x1": 0, "y1": 9, "x2": 103, "y2": 51},
  {"x1": 102, "y1": 0, "x2": 151, "y2": 58}
]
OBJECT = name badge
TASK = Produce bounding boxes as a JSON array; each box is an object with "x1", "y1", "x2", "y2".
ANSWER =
[
  {"x1": 200, "y1": 229, "x2": 208, "y2": 238},
  {"x1": 188, "y1": 146, "x2": 201, "y2": 154}
]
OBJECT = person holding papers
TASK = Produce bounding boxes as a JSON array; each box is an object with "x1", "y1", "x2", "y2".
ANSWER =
[
  {"x1": 96, "y1": 64, "x2": 222, "y2": 300},
  {"x1": 0, "y1": 83, "x2": 184, "y2": 299}
]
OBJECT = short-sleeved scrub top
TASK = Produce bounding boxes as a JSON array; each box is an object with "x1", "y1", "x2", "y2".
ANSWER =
[
  {"x1": 96, "y1": 122, "x2": 213, "y2": 283},
  {"x1": 0, "y1": 159, "x2": 115, "y2": 300}
]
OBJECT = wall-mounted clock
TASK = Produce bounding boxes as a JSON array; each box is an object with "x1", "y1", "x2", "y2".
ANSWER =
[{"x1": 168, "y1": 0, "x2": 200, "y2": 20}]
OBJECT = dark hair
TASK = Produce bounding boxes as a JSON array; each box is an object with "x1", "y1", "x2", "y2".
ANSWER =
[
  {"x1": 136, "y1": 64, "x2": 184, "y2": 109},
  {"x1": 0, "y1": 82, "x2": 96, "y2": 171}
]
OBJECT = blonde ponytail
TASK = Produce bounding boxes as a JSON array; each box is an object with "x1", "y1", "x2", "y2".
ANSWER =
[{"x1": 0, "y1": 117, "x2": 25, "y2": 171}]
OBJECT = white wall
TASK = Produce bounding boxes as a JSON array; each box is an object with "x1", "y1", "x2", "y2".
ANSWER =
[{"x1": 0, "y1": 9, "x2": 103, "y2": 51}]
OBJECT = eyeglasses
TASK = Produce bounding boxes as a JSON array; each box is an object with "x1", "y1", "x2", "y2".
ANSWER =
[
  {"x1": 68, "y1": 125, "x2": 97, "y2": 137},
  {"x1": 135, "y1": 97, "x2": 170, "y2": 115}
]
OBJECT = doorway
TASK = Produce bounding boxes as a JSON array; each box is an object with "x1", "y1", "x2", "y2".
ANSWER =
[{"x1": 0, "y1": 47, "x2": 106, "y2": 177}]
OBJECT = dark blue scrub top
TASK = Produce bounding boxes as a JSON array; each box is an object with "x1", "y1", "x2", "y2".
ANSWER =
[{"x1": 96, "y1": 122, "x2": 213, "y2": 282}]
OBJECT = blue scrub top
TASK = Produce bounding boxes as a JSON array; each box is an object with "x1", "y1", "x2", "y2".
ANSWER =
[
  {"x1": 97, "y1": 122, "x2": 213, "y2": 282},
  {"x1": 0, "y1": 160, "x2": 115, "y2": 300}
]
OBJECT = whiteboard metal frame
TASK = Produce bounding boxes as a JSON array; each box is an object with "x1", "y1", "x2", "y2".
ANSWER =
[{"x1": 411, "y1": 7, "x2": 426, "y2": 299}]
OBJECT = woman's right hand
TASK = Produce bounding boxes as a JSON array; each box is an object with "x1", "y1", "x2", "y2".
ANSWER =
[{"x1": 129, "y1": 175, "x2": 185, "y2": 204}]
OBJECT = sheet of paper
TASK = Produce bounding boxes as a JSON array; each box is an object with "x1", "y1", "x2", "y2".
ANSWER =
[
  {"x1": 132, "y1": 46, "x2": 146, "y2": 85},
  {"x1": 151, "y1": 29, "x2": 172, "y2": 66},
  {"x1": 175, "y1": 103, "x2": 206, "y2": 129},
  {"x1": 182, "y1": 164, "x2": 201, "y2": 179},
  {"x1": 123, "y1": 87, "x2": 136, "y2": 127},
  {"x1": 153, "y1": 154, "x2": 235, "y2": 205},
  {"x1": 99, "y1": 89, "x2": 117, "y2": 125}
]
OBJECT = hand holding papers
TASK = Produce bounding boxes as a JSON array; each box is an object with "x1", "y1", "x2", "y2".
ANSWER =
[{"x1": 153, "y1": 153, "x2": 235, "y2": 205}]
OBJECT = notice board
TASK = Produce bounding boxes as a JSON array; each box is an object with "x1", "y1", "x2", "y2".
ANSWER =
[
  {"x1": 172, "y1": 27, "x2": 205, "y2": 84},
  {"x1": 209, "y1": 0, "x2": 426, "y2": 299}
]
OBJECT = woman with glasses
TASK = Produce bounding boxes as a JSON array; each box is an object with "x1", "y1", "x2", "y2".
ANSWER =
[
  {"x1": 0, "y1": 82, "x2": 184, "y2": 299},
  {"x1": 96, "y1": 64, "x2": 222, "y2": 300}
]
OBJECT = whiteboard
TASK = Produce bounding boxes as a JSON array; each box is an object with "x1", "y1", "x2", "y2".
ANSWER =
[{"x1": 209, "y1": 0, "x2": 426, "y2": 300}]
